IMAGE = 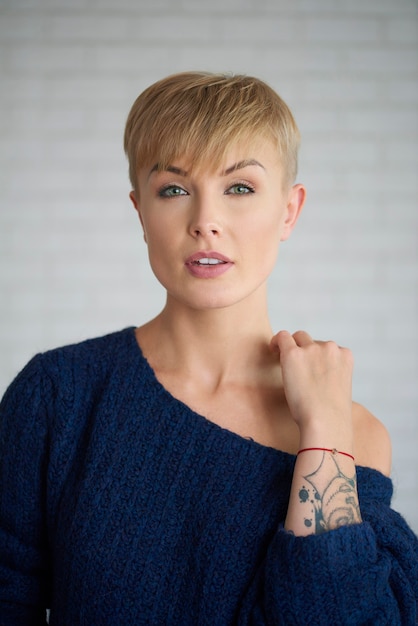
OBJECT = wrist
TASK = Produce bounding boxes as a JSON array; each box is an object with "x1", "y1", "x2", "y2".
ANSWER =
[
  {"x1": 298, "y1": 447, "x2": 355, "y2": 462},
  {"x1": 298, "y1": 423, "x2": 354, "y2": 457}
]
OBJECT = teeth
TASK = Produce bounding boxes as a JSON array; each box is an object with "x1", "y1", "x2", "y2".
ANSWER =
[{"x1": 196, "y1": 258, "x2": 224, "y2": 265}]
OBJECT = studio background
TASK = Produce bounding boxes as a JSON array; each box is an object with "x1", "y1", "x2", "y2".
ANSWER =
[{"x1": 0, "y1": 0, "x2": 417, "y2": 532}]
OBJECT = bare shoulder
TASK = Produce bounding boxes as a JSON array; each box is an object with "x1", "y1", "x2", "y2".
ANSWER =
[{"x1": 352, "y1": 401, "x2": 392, "y2": 476}]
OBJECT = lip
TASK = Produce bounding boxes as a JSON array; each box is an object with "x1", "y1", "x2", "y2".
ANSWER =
[
  {"x1": 185, "y1": 250, "x2": 234, "y2": 278},
  {"x1": 185, "y1": 251, "x2": 233, "y2": 264}
]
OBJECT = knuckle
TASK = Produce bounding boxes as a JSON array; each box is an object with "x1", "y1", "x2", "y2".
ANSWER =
[{"x1": 343, "y1": 347, "x2": 354, "y2": 363}]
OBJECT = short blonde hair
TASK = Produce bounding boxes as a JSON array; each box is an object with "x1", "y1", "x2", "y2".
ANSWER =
[{"x1": 124, "y1": 71, "x2": 300, "y2": 189}]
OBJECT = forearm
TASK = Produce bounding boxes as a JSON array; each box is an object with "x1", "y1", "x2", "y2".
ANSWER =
[
  {"x1": 285, "y1": 447, "x2": 362, "y2": 536},
  {"x1": 271, "y1": 332, "x2": 361, "y2": 535}
]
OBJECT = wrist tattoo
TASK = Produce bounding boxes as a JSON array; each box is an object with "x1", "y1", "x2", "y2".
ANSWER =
[{"x1": 298, "y1": 451, "x2": 362, "y2": 533}]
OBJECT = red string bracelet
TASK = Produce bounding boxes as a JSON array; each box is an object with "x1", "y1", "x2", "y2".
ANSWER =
[{"x1": 297, "y1": 447, "x2": 355, "y2": 462}]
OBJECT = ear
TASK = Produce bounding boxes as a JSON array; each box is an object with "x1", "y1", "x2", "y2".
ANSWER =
[
  {"x1": 280, "y1": 183, "x2": 306, "y2": 242},
  {"x1": 129, "y1": 190, "x2": 147, "y2": 243}
]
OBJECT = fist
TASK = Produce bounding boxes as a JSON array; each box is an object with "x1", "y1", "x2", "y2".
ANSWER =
[{"x1": 270, "y1": 330, "x2": 354, "y2": 440}]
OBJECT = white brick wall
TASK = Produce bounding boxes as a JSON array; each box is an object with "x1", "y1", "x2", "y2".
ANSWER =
[{"x1": 0, "y1": 0, "x2": 417, "y2": 532}]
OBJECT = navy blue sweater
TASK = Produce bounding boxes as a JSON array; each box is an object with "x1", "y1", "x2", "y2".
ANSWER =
[{"x1": 0, "y1": 328, "x2": 417, "y2": 625}]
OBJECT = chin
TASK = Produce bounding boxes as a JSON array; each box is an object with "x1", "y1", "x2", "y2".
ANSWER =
[
  {"x1": 188, "y1": 296, "x2": 237, "y2": 311},
  {"x1": 166, "y1": 286, "x2": 241, "y2": 312}
]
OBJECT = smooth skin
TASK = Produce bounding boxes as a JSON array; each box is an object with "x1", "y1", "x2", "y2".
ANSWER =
[{"x1": 130, "y1": 139, "x2": 391, "y2": 536}]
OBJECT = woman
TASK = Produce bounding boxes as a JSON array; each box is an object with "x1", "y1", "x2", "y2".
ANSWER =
[{"x1": 1, "y1": 72, "x2": 417, "y2": 625}]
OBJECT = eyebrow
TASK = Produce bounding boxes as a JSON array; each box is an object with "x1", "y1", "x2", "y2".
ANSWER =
[
  {"x1": 223, "y1": 159, "x2": 265, "y2": 175},
  {"x1": 147, "y1": 158, "x2": 265, "y2": 180},
  {"x1": 148, "y1": 164, "x2": 188, "y2": 180}
]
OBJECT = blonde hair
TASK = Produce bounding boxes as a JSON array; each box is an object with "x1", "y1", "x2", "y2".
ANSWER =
[{"x1": 124, "y1": 71, "x2": 300, "y2": 189}]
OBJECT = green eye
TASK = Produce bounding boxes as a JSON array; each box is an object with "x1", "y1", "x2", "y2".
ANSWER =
[
  {"x1": 227, "y1": 184, "x2": 254, "y2": 195},
  {"x1": 159, "y1": 185, "x2": 187, "y2": 197}
]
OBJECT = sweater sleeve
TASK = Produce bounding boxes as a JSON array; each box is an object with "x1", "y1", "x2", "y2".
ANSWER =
[
  {"x1": 0, "y1": 356, "x2": 51, "y2": 626},
  {"x1": 239, "y1": 470, "x2": 418, "y2": 626}
]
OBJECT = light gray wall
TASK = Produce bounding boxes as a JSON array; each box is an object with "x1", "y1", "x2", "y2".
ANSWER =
[{"x1": 0, "y1": 0, "x2": 417, "y2": 532}]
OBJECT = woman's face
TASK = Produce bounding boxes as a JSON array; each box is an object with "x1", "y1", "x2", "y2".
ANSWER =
[{"x1": 130, "y1": 140, "x2": 305, "y2": 312}]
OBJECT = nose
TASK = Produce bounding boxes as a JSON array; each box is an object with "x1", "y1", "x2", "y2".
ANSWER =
[{"x1": 188, "y1": 195, "x2": 222, "y2": 239}]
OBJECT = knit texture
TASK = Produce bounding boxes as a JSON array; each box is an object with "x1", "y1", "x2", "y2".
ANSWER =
[{"x1": 0, "y1": 328, "x2": 417, "y2": 625}]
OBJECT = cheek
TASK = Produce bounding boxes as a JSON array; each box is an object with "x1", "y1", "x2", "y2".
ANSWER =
[
  {"x1": 142, "y1": 218, "x2": 181, "y2": 281},
  {"x1": 141, "y1": 214, "x2": 168, "y2": 248},
  {"x1": 145, "y1": 232, "x2": 171, "y2": 268},
  {"x1": 243, "y1": 220, "x2": 281, "y2": 280},
  {"x1": 144, "y1": 242, "x2": 172, "y2": 291},
  {"x1": 247, "y1": 211, "x2": 283, "y2": 249}
]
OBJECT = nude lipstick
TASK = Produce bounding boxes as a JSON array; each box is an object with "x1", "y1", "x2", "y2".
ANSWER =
[{"x1": 185, "y1": 251, "x2": 233, "y2": 278}]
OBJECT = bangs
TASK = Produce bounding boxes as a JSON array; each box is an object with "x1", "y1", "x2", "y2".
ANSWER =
[{"x1": 124, "y1": 72, "x2": 300, "y2": 187}]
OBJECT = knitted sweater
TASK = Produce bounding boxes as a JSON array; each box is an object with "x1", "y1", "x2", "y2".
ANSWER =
[{"x1": 0, "y1": 328, "x2": 417, "y2": 626}]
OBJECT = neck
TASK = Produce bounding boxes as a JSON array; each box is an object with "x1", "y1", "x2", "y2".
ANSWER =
[{"x1": 137, "y1": 291, "x2": 276, "y2": 388}]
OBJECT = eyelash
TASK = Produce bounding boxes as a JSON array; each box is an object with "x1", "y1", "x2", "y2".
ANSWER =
[
  {"x1": 157, "y1": 181, "x2": 256, "y2": 198},
  {"x1": 226, "y1": 182, "x2": 255, "y2": 195},
  {"x1": 158, "y1": 184, "x2": 187, "y2": 198}
]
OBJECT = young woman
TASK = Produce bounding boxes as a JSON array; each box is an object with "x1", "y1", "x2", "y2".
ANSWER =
[{"x1": 1, "y1": 72, "x2": 417, "y2": 625}]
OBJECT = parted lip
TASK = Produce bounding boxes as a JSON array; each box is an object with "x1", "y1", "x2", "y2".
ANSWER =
[{"x1": 185, "y1": 251, "x2": 233, "y2": 265}]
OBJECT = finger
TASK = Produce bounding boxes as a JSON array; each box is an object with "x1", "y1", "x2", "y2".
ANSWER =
[
  {"x1": 314, "y1": 339, "x2": 340, "y2": 347},
  {"x1": 315, "y1": 339, "x2": 350, "y2": 354},
  {"x1": 270, "y1": 330, "x2": 296, "y2": 354},
  {"x1": 292, "y1": 330, "x2": 314, "y2": 347}
]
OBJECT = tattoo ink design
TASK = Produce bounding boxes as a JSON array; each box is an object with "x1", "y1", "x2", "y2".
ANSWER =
[{"x1": 298, "y1": 452, "x2": 361, "y2": 533}]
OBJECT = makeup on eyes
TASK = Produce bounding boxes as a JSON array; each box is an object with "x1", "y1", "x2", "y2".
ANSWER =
[
  {"x1": 150, "y1": 158, "x2": 265, "y2": 199},
  {"x1": 157, "y1": 183, "x2": 188, "y2": 198},
  {"x1": 224, "y1": 181, "x2": 256, "y2": 194}
]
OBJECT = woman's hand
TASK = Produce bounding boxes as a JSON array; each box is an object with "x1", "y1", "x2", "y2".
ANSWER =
[
  {"x1": 272, "y1": 331, "x2": 361, "y2": 534},
  {"x1": 270, "y1": 330, "x2": 354, "y2": 449}
]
